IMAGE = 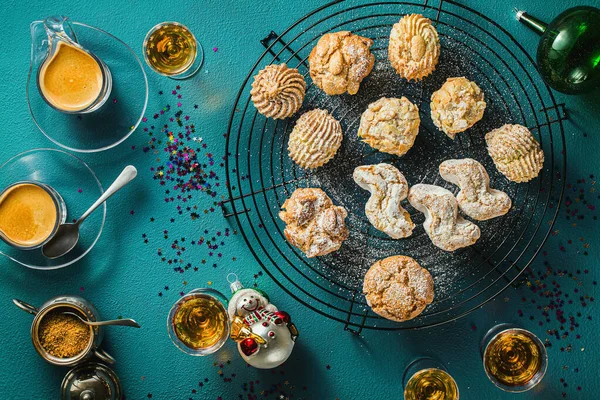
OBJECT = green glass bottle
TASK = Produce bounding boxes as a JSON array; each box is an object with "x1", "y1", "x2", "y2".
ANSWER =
[{"x1": 516, "y1": 6, "x2": 600, "y2": 94}]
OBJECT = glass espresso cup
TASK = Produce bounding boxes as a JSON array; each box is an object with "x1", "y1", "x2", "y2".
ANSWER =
[
  {"x1": 480, "y1": 324, "x2": 548, "y2": 392},
  {"x1": 142, "y1": 21, "x2": 204, "y2": 80},
  {"x1": 0, "y1": 181, "x2": 67, "y2": 250},
  {"x1": 403, "y1": 357, "x2": 460, "y2": 400},
  {"x1": 167, "y1": 288, "x2": 230, "y2": 356}
]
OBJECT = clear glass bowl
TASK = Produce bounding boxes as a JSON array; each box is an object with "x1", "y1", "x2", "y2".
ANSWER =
[
  {"x1": 27, "y1": 18, "x2": 148, "y2": 153},
  {"x1": 0, "y1": 148, "x2": 105, "y2": 269}
]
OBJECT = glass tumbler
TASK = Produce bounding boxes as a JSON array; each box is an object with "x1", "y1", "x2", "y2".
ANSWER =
[
  {"x1": 403, "y1": 357, "x2": 459, "y2": 400},
  {"x1": 167, "y1": 288, "x2": 230, "y2": 356},
  {"x1": 142, "y1": 21, "x2": 204, "y2": 80},
  {"x1": 480, "y1": 323, "x2": 548, "y2": 392}
]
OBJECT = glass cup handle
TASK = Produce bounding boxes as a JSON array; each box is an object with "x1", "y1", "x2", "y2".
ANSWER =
[
  {"x1": 12, "y1": 299, "x2": 39, "y2": 316},
  {"x1": 95, "y1": 348, "x2": 116, "y2": 364}
]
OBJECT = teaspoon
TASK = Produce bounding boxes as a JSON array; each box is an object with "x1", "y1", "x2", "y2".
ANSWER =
[
  {"x1": 62, "y1": 311, "x2": 141, "y2": 328},
  {"x1": 42, "y1": 165, "x2": 137, "y2": 259}
]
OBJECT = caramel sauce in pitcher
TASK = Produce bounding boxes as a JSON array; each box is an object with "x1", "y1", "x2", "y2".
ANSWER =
[{"x1": 38, "y1": 41, "x2": 104, "y2": 112}]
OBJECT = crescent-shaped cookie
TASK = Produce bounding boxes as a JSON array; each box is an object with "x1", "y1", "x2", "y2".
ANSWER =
[
  {"x1": 408, "y1": 184, "x2": 481, "y2": 251},
  {"x1": 439, "y1": 158, "x2": 511, "y2": 221},
  {"x1": 353, "y1": 163, "x2": 415, "y2": 238}
]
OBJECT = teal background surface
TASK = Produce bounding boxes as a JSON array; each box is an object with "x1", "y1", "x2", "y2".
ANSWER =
[{"x1": 0, "y1": 0, "x2": 598, "y2": 399}]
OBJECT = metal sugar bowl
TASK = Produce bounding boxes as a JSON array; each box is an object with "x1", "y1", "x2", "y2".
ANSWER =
[{"x1": 13, "y1": 295, "x2": 115, "y2": 367}]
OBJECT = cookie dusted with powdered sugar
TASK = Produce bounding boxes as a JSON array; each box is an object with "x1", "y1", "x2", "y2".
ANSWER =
[
  {"x1": 363, "y1": 255, "x2": 434, "y2": 322},
  {"x1": 357, "y1": 97, "x2": 420, "y2": 157},
  {"x1": 439, "y1": 158, "x2": 511, "y2": 221},
  {"x1": 309, "y1": 31, "x2": 375, "y2": 95},
  {"x1": 430, "y1": 77, "x2": 486, "y2": 138},
  {"x1": 353, "y1": 163, "x2": 414, "y2": 239},
  {"x1": 279, "y1": 188, "x2": 349, "y2": 258},
  {"x1": 408, "y1": 184, "x2": 481, "y2": 251}
]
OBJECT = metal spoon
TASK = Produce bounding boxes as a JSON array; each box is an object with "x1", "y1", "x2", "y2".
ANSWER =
[
  {"x1": 62, "y1": 311, "x2": 141, "y2": 328},
  {"x1": 42, "y1": 165, "x2": 138, "y2": 259}
]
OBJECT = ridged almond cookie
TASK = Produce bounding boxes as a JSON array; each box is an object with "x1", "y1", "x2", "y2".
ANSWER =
[
  {"x1": 431, "y1": 77, "x2": 486, "y2": 138},
  {"x1": 353, "y1": 163, "x2": 415, "y2": 238},
  {"x1": 439, "y1": 158, "x2": 511, "y2": 221},
  {"x1": 251, "y1": 64, "x2": 306, "y2": 119},
  {"x1": 288, "y1": 109, "x2": 343, "y2": 169},
  {"x1": 358, "y1": 97, "x2": 420, "y2": 156},
  {"x1": 279, "y1": 188, "x2": 349, "y2": 258},
  {"x1": 363, "y1": 255, "x2": 434, "y2": 322},
  {"x1": 485, "y1": 124, "x2": 544, "y2": 183},
  {"x1": 388, "y1": 14, "x2": 440, "y2": 81},
  {"x1": 309, "y1": 31, "x2": 375, "y2": 95},
  {"x1": 408, "y1": 184, "x2": 481, "y2": 251}
]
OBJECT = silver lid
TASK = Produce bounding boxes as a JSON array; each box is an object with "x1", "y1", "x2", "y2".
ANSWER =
[{"x1": 61, "y1": 362, "x2": 122, "y2": 400}]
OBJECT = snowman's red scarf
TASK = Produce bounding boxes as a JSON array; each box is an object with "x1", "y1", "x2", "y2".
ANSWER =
[{"x1": 243, "y1": 307, "x2": 278, "y2": 325}]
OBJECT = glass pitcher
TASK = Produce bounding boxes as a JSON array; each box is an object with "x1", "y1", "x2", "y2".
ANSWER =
[{"x1": 32, "y1": 16, "x2": 112, "y2": 114}]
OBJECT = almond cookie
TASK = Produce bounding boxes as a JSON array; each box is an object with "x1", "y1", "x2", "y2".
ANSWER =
[
  {"x1": 353, "y1": 163, "x2": 415, "y2": 238},
  {"x1": 485, "y1": 124, "x2": 544, "y2": 183},
  {"x1": 408, "y1": 184, "x2": 481, "y2": 251},
  {"x1": 430, "y1": 77, "x2": 487, "y2": 139},
  {"x1": 251, "y1": 64, "x2": 306, "y2": 119},
  {"x1": 363, "y1": 255, "x2": 434, "y2": 322},
  {"x1": 309, "y1": 31, "x2": 375, "y2": 95},
  {"x1": 439, "y1": 158, "x2": 511, "y2": 221},
  {"x1": 279, "y1": 188, "x2": 349, "y2": 258},
  {"x1": 388, "y1": 14, "x2": 440, "y2": 81},
  {"x1": 357, "y1": 97, "x2": 420, "y2": 156},
  {"x1": 288, "y1": 109, "x2": 343, "y2": 169}
]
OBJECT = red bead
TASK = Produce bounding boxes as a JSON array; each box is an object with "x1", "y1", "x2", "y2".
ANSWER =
[
  {"x1": 268, "y1": 331, "x2": 275, "y2": 338},
  {"x1": 240, "y1": 338, "x2": 258, "y2": 356},
  {"x1": 273, "y1": 311, "x2": 291, "y2": 324},
  {"x1": 262, "y1": 321, "x2": 269, "y2": 327}
]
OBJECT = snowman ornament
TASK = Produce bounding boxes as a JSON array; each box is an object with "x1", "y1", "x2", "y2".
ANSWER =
[{"x1": 227, "y1": 274, "x2": 298, "y2": 369}]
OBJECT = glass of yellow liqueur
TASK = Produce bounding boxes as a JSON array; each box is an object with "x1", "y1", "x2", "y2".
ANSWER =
[
  {"x1": 167, "y1": 289, "x2": 230, "y2": 356},
  {"x1": 143, "y1": 22, "x2": 204, "y2": 80},
  {"x1": 403, "y1": 358, "x2": 459, "y2": 400},
  {"x1": 481, "y1": 324, "x2": 548, "y2": 392}
]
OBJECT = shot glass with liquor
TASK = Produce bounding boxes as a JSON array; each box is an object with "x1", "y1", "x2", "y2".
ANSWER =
[
  {"x1": 167, "y1": 288, "x2": 230, "y2": 355},
  {"x1": 480, "y1": 324, "x2": 548, "y2": 392},
  {"x1": 143, "y1": 21, "x2": 204, "y2": 80},
  {"x1": 403, "y1": 357, "x2": 459, "y2": 400}
]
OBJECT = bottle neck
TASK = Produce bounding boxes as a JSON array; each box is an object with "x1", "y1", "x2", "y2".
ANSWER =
[{"x1": 515, "y1": 10, "x2": 548, "y2": 35}]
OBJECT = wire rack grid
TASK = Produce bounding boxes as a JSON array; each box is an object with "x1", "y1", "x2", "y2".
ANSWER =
[{"x1": 223, "y1": 0, "x2": 567, "y2": 333}]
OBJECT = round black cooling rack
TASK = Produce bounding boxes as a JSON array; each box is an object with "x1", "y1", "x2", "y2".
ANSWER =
[{"x1": 224, "y1": 0, "x2": 567, "y2": 332}]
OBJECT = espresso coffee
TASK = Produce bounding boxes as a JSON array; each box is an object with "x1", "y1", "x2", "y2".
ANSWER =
[{"x1": 0, "y1": 183, "x2": 58, "y2": 247}]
